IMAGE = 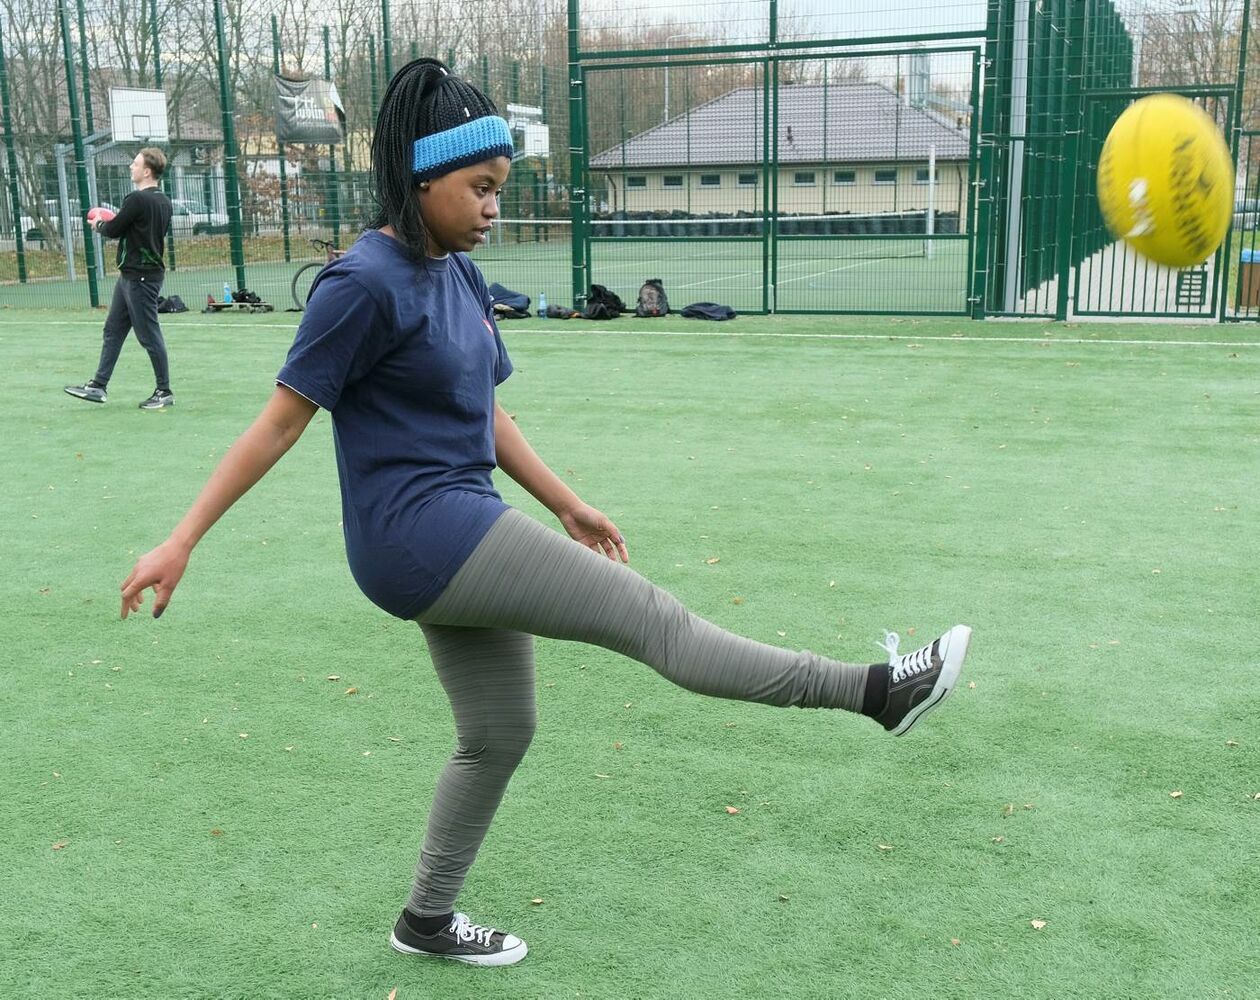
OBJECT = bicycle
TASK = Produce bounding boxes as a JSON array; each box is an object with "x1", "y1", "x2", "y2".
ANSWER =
[{"x1": 291, "y1": 238, "x2": 345, "y2": 311}]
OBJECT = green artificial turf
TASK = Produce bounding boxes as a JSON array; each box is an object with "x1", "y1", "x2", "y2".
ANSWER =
[{"x1": 2, "y1": 309, "x2": 1258, "y2": 999}]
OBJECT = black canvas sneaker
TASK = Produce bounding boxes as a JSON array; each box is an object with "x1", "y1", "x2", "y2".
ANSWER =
[
  {"x1": 389, "y1": 911, "x2": 527, "y2": 967},
  {"x1": 138, "y1": 389, "x2": 174, "y2": 410},
  {"x1": 64, "y1": 381, "x2": 107, "y2": 403},
  {"x1": 871, "y1": 625, "x2": 970, "y2": 736}
]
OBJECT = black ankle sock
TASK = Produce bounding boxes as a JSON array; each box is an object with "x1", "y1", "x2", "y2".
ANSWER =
[
  {"x1": 403, "y1": 909, "x2": 454, "y2": 936},
  {"x1": 862, "y1": 664, "x2": 889, "y2": 717}
]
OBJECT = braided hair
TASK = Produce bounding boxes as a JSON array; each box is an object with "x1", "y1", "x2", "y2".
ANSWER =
[{"x1": 369, "y1": 58, "x2": 503, "y2": 262}]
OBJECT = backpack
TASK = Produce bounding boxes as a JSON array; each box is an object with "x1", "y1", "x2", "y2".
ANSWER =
[
  {"x1": 635, "y1": 278, "x2": 669, "y2": 317},
  {"x1": 680, "y1": 302, "x2": 736, "y2": 321},
  {"x1": 583, "y1": 301, "x2": 617, "y2": 320},
  {"x1": 587, "y1": 284, "x2": 626, "y2": 315},
  {"x1": 157, "y1": 294, "x2": 188, "y2": 314}
]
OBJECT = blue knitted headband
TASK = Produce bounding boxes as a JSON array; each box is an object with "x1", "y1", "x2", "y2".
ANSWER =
[{"x1": 412, "y1": 116, "x2": 514, "y2": 181}]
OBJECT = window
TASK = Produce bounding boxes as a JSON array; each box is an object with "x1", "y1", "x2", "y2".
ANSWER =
[
  {"x1": 626, "y1": 175, "x2": 647, "y2": 189},
  {"x1": 873, "y1": 168, "x2": 898, "y2": 185},
  {"x1": 699, "y1": 174, "x2": 721, "y2": 187},
  {"x1": 737, "y1": 172, "x2": 758, "y2": 187},
  {"x1": 662, "y1": 175, "x2": 684, "y2": 189},
  {"x1": 915, "y1": 167, "x2": 933, "y2": 184},
  {"x1": 793, "y1": 171, "x2": 816, "y2": 186},
  {"x1": 832, "y1": 169, "x2": 856, "y2": 185}
]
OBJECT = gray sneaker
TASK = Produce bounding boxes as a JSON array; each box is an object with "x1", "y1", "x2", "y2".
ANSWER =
[
  {"x1": 64, "y1": 381, "x2": 107, "y2": 403},
  {"x1": 138, "y1": 390, "x2": 174, "y2": 410}
]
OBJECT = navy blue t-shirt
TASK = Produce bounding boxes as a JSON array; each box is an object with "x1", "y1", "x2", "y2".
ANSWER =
[{"x1": 276, "y1": 230, "x2": 513, "y2": 618}]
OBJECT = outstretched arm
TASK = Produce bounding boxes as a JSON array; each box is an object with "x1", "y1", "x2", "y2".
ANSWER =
[
  {"x1": 493, "y1": 401, "x2": 629, "y2": 562},
  {"x1": 120, "y1": 385, "x2": 319, "y2": 618}
]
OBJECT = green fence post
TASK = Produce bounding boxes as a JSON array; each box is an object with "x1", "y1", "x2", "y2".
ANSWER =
[
  {"x1": 481, "y1": 55, "x2": 490, "y2": 98},
  {"x1": 567, "y1": 0, "x2": 587, "y2": 308},
  {"x1": 761, "y1": 58, "x2": 770, "y2": 314},
  {"x1": 272, "y1": 14, "x2": 291, "y2": 263},
  {"x1": 1053, "y1": 0, "x2": 1083, "y2": 321},
  {"x1": 381, "y1": 0, "x2": 393, "y2": 81},
  {"x1": 964, "y1": 48, "x2": 981, "y2": 310},
  {"x1": 1224, "y1": 0, "x2": 1252, "y2": 319},
  {"x1": 972, "y1": 0, "x2": 1003, "y2": 318},
  {"x1": 369, "y1": 36, "x2": 379, "y2": 111},
  {"x1": 211, "y1": 0, "x2": 246, "y2": 292},
  {"x1": 74, "y1": 0, "x2": 93, "y2": 133},
  {"x1": 56, "y1": 0, "x2": 100, "y2": 307},
  {"x1": 324, "y1": 26, "x2": 341, "y2": 248},
  {"x1": 511, "y1": 60, "x2": 520, "y2": 104},
  {"x1": 148, "y1": 0, "x2": 176, "y2": 271},
  {"x1": 0, "y1": 22, "x2": 28, "y2": 283}
]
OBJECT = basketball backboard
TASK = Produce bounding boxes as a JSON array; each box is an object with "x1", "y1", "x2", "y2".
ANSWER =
[{"x1": 109, "y1": 88, "x2": 169, "y2": 143}]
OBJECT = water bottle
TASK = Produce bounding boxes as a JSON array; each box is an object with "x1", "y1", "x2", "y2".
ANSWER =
[
  {"x1": 223, "y1": 281, "x2": 232, "y2": 304},
  {"x1": 537, "y1": 292, "x2": 548, "y2": 319}
]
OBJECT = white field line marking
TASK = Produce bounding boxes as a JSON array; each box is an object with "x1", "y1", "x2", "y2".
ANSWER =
[{"x1": 5, "y1": 318, "x2": 1258, "y2": 349}]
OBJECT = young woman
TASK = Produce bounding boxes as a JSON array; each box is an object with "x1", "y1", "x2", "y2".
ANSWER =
[{"x1": 119, "y1": 59, "x2": 971, "y2": 968}]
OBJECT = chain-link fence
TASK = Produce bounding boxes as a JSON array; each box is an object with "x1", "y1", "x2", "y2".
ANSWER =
[{"x1": 0, "y1": 1, "x2": 1256, "y2": 319}]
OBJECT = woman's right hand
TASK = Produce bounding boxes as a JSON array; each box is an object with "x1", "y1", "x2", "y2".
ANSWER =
[{"x1": 121, "y1": 539, "x2": 191, "y2": 619}]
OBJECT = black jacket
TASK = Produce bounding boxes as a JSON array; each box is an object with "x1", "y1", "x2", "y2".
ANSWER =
[{"x1": 99, "y1": 187, "x2": 172, "y2": 277}]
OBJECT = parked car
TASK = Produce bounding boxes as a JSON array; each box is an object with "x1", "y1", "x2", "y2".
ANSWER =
[
  {"x1": 170, "y1": 198, "x2": 231, "y2": 236},
  {"x1": 19, "y1": 199, "x2": 120, "y2": 243},
  {"x1": 1234, "y1": 198, "x2": 1259, "y2": 231}
]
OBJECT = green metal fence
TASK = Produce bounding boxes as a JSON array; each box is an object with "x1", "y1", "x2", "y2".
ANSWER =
[{"x1": 0, "y1": 0, "x2": 1255, "y2": 321}]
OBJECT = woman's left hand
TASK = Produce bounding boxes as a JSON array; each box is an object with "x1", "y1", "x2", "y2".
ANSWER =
[{"x1": 560, "y1": 503, "x2": 630, "y2": 562}]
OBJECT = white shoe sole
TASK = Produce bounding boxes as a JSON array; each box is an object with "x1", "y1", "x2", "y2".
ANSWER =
[
  {"x1": 891, "y1": 624, "x2": 971, "y2": 737},
  {"x1": 389, "y1": 931, "x2": 528, "y2": 967}
]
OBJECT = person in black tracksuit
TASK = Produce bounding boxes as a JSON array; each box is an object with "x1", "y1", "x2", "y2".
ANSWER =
[{"x1": 64, "y1": 147, "x2": 175, "y2": 410}]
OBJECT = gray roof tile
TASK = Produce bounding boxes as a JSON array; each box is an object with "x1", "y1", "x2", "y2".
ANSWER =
[{"x1": 591, "y1": 82, "x2": 969, "y2": 168}]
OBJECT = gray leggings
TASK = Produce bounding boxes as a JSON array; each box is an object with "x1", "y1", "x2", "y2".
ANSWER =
[{"x1": 407, "y1": 508, "x2": 871, "y2": 916}]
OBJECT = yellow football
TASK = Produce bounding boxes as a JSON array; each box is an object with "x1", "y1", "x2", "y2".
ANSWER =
[{"x1": 1096, "y1": 93, "x2": 1233, "y2": 268}]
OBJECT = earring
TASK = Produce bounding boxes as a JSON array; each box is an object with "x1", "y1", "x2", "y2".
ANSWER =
[{"x1": 419, "y1": 181, "x2": 430, "y2": 190}]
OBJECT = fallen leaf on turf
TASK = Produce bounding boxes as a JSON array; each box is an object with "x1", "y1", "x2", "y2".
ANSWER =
[
  {"x1": 613, "y1": 741, "x2": 623, "y2": 750},
  {"x1": 1024, "y1": 803, "x2": 1035, "y2": 810},
  {"x1": 705, "y1": 557, "x2": 720, "y2": 565},
  {"x1": 992, "y1": 836, "x2": 1005, "y2": 844},
  {"x1": 238, "y1": 733, "x2": 248, "y2": 739},
  {"x1": 968, "y1": 681, "x2": 976, "y2": 689},
  {"x1": 725, "y1": 806, "x2": 741, "y2": 815},
  {"x1": 1252, "y1": 793, "x2": 1260, "y2": 800},
  {"x1": 210, "y1": 828, "x2": 223, "y2": 836},
  {"x1": 594, "y1": 773, "x2": 612, "y2": 779},
  {"x1": 327, "y1": 675, "x2": 341, "y2": 681},
  {"x1": 530, "y1": 898, "x2": 544, "y2": 906},
  {"x1": 732, "y1": 596, "x2": 744, "y2": 605},
  {"x1": 1002, "y1": 803, "x2": 1015, "y2": 816},
  {"x1": 344, "y1": 687, "x2": 358, "y2": 695},
  {"x1": 951, "y1": 938, "x2": 961, "y2": 946},
  {"x1": 51, "y1": 840, "x2": 69, "y2": 850},
  {"x1": 388, "y1": 737, "x2": 402, "y2": 743},
  {"x1": 362, "y1": 751, "x2": 372, "y2": 757},
  {"x1": 387, "y1": 988, "x2": 397, "y2": 1000},
  {"x1": 777, "y1": 630, "x2": 786, "y2": 637},
  {"x1": 52, "y1": 771, "x2": 61, "y2": 778},
  {"x1": 1169, "y1": 790, "x2": 1183, "y2": 799},
  {"x1": 1225, "y1": 740, "x2": 1239, "y2": 747},
  {"x1": 623, "y1": 702, "x2": 632, "y2": 709},
  {"x1": 1030, "y1": 920, "x2": 1047, "y2": 930},
  {"x1": 778, "y1": 894, "x2": 789, "y2": 902},
  {"x1": 877, "y1": 844, "x2": 894, "y2": 851}
]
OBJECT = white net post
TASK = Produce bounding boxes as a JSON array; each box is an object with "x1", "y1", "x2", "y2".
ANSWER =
[{"x1": 926, "y1": 143, "x2": 936, "y2": 259}]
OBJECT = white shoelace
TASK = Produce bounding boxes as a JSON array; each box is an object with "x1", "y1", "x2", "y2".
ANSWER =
[
  {"x1": 878, "y1": 631, "x2": 937, "y2": 683},
  {"x1": 449, "y1": 912, "x2": 497, "y2": 947}
]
